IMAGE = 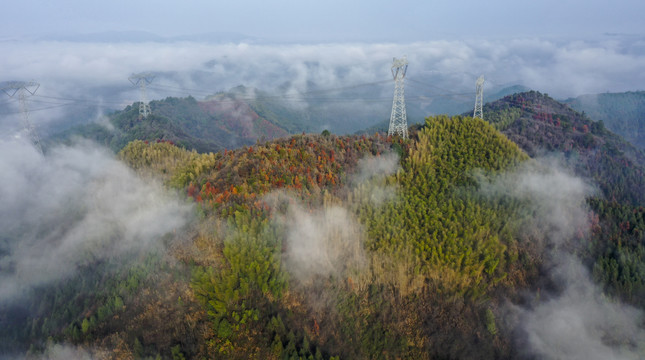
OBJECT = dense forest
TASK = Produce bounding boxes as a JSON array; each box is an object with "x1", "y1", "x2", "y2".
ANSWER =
[
  {"x1": 49, "y1": 84, "x2": 534, "y2": 154},
  {"x1": 3, "y1": 91, "x2": 645, "y2": 359},
  {"x1": 565, "y1": 91, "x2": 645, "y2": 151},
  {"x1": 484, "y1": 91, "x2": 645, "y2": 309},
  {"x1": 49, "y1": 93, "x2": 291, "y2": 154}
]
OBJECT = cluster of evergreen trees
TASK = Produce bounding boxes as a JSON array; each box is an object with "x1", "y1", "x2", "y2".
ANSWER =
[{"x1": 7, "y1": 92, "x2": 645, "y2": 359}]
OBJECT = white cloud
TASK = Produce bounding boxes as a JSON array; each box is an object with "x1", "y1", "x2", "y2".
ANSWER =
[
  {"x1": 478, "y1": 158, "x2": 595, "y2": 246},
  {"x1": 351, "y1": 152, "x2": 400, "y2": 184},
  {"x1": 265, "y1": 153, "x2": 398, "y2": 285},
  {"x1": 0, "y1": 139, "x2": 192, "y2": 302},
  {"x1": 1, "y1": 37, "x2": 643, "y2": 99},
  {"x1": 263, "y1": 192, "x2": 365, "y2": 285},
  {"x1": 482, "y1": 159, "x2": 645, "y2": 359},
  {"x1": 1, "y1": 37, "x2": 644, "y2": 135},
  {"x1": 512, "y1": 256, "x2": 645, "y2": 360}
]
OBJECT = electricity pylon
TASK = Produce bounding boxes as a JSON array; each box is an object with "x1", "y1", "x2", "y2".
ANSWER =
[
  {"x1": 473, "y1": 75, "x2": 484, "y2": 120},
  {"x1": 388, "y1": 56, "x2": 408, "y2": 139},
  {"x1": 1, "y1": 81, "x2": 43, "y2": 154},
  {"x1": 128, "y1": 72, "x2": 155, "y2": 118}
]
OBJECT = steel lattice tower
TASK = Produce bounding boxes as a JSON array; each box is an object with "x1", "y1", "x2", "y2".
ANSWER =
[
  {"x1": 129, "y1": 72, "x2": 155, "y2": 118},
  {"x1": 388, "y1": 56, "x2": 408, "y2": 138},
  {"x1": 1, "y1": 81, "x2": 43, "y2": 154},
  {"x1": 473, "y1": 75, "x2": 485, "y2": 120}
]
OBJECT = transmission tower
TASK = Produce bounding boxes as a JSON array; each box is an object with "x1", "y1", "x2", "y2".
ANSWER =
[
  {"x1": 388, "y1": 56, "x2": 408, "y2": 139},
  {"x1": 1, "y1": 81, "x2": 43, "y2": 154},
  {"x1": 128, "y1": 72, "x2": 155, "y2": 118},
  {"x1": 473, "y1": 75, "x2": 485, "y2": 120}
]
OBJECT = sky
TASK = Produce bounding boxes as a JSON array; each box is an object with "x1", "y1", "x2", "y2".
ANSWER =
[
  {"x1": 1, "y1": 0, "x2": 645, "y2": 134},
  {"x1": 2, "y1": 0, "x2": 644, "y2": 42}
]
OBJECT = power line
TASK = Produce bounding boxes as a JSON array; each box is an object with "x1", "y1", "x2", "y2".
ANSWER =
[
  {"x1": 0, "y1": 102, "x2": 76, "y2": 116},
  {"x1": 405, "y1": 82, "x2": 474, "y2": 101},
  {"x1": 0, "y1": 93, "x2": 120, "y2": 115},
  {"x1": 149, "y1": 79, "x2": 393, "y2": 101},
  {"x1": 407, "y1": 78, "x2": 467, "y2": 96},
  {"x1": 0, "y1": 70, "x2": 520, "y2": 125},
  {"x1": 33, "y1": 94, "x2": 125, "y2": 106}
]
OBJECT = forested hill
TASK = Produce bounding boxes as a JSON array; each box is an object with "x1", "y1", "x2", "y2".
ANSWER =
[
  {"x1": 564, "y1": 91, "x2": 645, "y2": 151},
  {"x1": 7, "y1": 103, "x2": 645, "y2": 358},
  {"x1": 484, "y1": 90, "x2": 645, "y2": 205},
  {"x1": 50, "y1": 94, "x2": 291, "y2": 153},
  {"x1": 48, "y1": 83, "x2": 533, "y2": 154},
  {"x1": 484, "y1": 91, "x2": 645, "y2": 315},
  {"x1": 358, "y1": 84, "x2": 531, "y2": 135},
  {"x1": 3, "y1": 116, "x2": 544, "y2": 359}
]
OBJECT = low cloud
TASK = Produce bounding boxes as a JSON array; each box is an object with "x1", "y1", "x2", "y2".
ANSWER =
[
  {"x1": 285, "y1": 203, "x2": 365, "y2": 283},
  {"x1": 266, "y1": 193, "x2": 365, "y2": 285},
  {"x1": 0, "y1": 342, "x2": 114, "y2": 360},
  {"x1": 266, "y1": 153, "x2": 399, "y2": 285},
  {"x1": 512, "y1": 256, "x2": 645, "y2": 360},
  {"x1": 482, "y1": 159, "x2": 645, "y2": 359},
  {"x1": 350, "y1": 152, "x2": 400, "y2": 205},
  {"x1": 10, "y1": 343, "x2": 107, "y2": 360},
  {"x1": 1, "y1": 37, "x2": 645, "y2": 135},
  {"x1": 479, "y1": 158, "x2": 595, "y2": 247},
  {"x1": 0, "y1": 139, "x2": 192, "y2": 302},
  {"x1": 351, "y1": 151, "x2": 400, "y2": 184}
]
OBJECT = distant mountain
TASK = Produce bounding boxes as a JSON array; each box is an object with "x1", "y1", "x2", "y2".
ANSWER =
[
  {"x1": 50, "y1": 82, "x2": 526, "y2": 152},
  {"x1": 9, "y1": 97, "x2": 645, "y2": 358},
  {"x1": 50, "y1": 94, "x2": 290, "y2": 153},
  {"x1": 483, "y1": 91, "x2": 645, "y2": 311},
  {"x1": 359, "y1": 84, "x2": 530, "y2": 134},
  {"x1": 486, "y1": 85, "x2": 531, "y2": 102},
  {"x1": 422, "y1": 84, "x2": 531, "y2": 116},
  {"x1": 484, "y1": 90, "x2": 645, "y2": 205},
  {"x1": 564, "y1": 91, "x2": 645, "y2": 151},
  {"x1": 223, "y1": 85, "x2": 313, "y2": 134},
  {"x1": 223, "y1": 73, "x2": 529, "y2": 134}
]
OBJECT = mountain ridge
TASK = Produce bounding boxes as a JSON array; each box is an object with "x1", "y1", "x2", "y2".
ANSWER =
[
  {"x1": 49, "y1": 94, "x2": 293, "y2": 153},
  {"x1": 484, "y1": 90, "x2": 645, "y2": 204},
  {"x1": 564, "y1": 90, "x2": 645, "y2": 151},
  {"x1": 8, "y1": 90, "x2": 645, "y2": 359}
]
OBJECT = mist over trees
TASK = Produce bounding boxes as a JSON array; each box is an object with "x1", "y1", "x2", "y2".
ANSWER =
[
  {"x1": 3, "y1": 89, "x2": 645, "y2": 359},
  {"x1": 2, "y1": 0, "x2": 645, "y2": 358},
  {"x1": 565, "y1": 91, "x2": 645, "y2": 151}
]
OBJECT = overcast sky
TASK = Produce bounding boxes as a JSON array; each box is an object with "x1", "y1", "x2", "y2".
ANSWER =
[
  {"x1": 2, "y1": 0, "x2": 644, "y2": 42},
  {"x1": 1, "y1": 0, "x2": 645, "y2": 133}
]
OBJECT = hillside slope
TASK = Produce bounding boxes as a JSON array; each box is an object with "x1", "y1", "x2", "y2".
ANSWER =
[
  {"x1": 484, "y1": 91, "x2": 645, "y2": 205},
  {"x1": 565, "y1": 91, "x2": 645, "y2": 151},
  {"x1": 48, "y1": 83, "x2": 532, "y2": 152},
  {"x1": 51, "y1": 95, "x2": 291, "y2": 153},
  {"x1": 359, "y1": 85, "x2": 529, "y2": 134},
  {"x1": 6, "y1": 110, "x2": 645, "y2": 359},
  {"x1": 484, "y1": 91, "x2": 645, "y2": 309},
  {"x1": 5, "y1": 117, "x2": 546, "y2": 359}
]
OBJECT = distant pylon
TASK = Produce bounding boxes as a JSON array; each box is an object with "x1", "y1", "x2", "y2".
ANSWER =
[
  {"x1": 1, "y1": 81, "x2": 43, "y2": 154},
  {"x1": 388, "y1": 56, "x2": 408, "y2": 139},
  {"x1": 128, "y1": 72, "x2": 155, "y2": 118},
  {"x1": 473, "y1": 75, "x2": 484, "y2": 120}
]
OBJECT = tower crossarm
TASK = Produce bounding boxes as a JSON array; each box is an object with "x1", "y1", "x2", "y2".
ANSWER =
[
  {"x1": 0, "y1": 81, "x2": 43, "y2": 154},
  {"x1": 1, "y1": 81, "x2": 39, "y2": 97},
  {"x1": 129, "y1": 72, "x2": 155, "y2": 118}
]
